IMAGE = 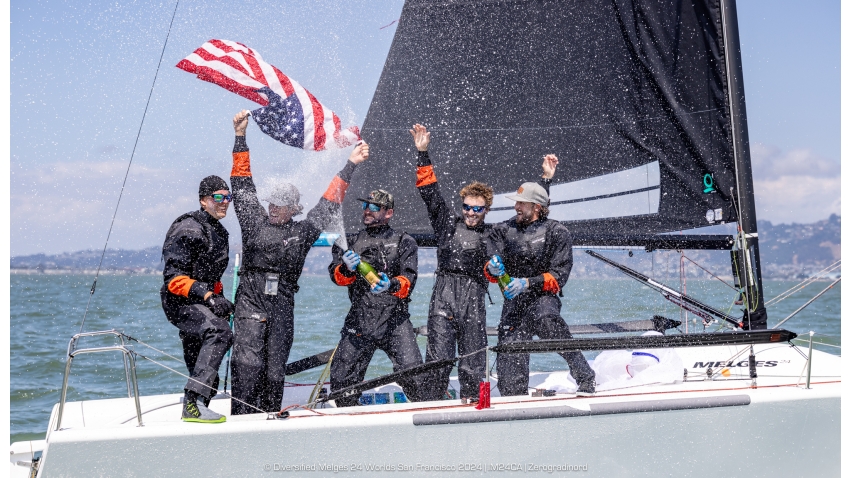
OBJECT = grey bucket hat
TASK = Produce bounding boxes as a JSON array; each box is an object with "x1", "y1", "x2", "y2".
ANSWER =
[
  {"x1": 505, "y1": 182, "x2": 549, "y2": 206},
  {"x1": 263, "y1": 183, "x2": 303, "y2": 214}
]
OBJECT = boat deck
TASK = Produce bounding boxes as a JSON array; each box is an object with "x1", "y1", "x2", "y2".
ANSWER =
[{"x1": 12, "y1": 343, "x2": 841, "y2": 477}]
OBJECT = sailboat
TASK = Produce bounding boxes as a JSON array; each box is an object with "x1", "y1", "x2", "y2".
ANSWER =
[{"x1": 11, "y1": 0, "x2": 839, "y2": 476}]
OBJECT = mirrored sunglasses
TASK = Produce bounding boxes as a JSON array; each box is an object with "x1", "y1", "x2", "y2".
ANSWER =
[
  {"x1": 462, "y1": 204, "x2": 486, "y2": 213},
  {"x1": 362, "y1": 202, "x2": 383, "y2": 212},
  {"x1": 212, "y1": 194, "x2": 232, "y2": 203}
]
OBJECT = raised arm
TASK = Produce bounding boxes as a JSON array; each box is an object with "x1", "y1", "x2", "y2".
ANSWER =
[
  {"x1": 304, "y1": 142, "x2": 369, "y2": 233},
  {"x1": 230, "y1": 110, "x2": 268, "y2": 244},
  {"x1": 537, "y1": 154, "x2": 558, "y2": 194},
  {"x1": 410, "y1": 124, "x2": 454, "y2": 239}
]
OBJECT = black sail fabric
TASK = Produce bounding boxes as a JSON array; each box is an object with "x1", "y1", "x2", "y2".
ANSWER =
[{"x1": 345, "y1": 0, "x2": 739, "y2": 238}]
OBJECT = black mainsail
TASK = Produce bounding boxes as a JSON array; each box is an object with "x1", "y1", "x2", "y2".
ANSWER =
[{"x1": 345, "y1": 0, "x2": 766, "y2": 328}]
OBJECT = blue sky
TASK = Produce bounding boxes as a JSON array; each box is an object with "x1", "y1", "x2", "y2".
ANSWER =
[{"x1": 10, "y1": 0, "x2": 840, "y2": 255}]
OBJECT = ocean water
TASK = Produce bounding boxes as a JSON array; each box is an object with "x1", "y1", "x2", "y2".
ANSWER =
[{"x1": 10, "y1": 273, "x2": 840, "y2": 443}]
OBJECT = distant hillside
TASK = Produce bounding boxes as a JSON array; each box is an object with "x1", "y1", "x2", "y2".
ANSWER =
[
  {"x1": 758, "y1": 214, "x2": 840, "y2": 267},
  {"x1": 11, "y1": 246, "x2": 164, "y2": 274},
  {"x1": 11, "y1": 215, "x2": 839, "y2": 279}
]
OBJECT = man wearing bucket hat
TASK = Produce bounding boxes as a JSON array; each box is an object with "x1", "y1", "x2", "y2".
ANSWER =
[
  {"x1": 228, "y1": 110, "x2": 370, "y2": 415},
  {"x1": 161, "y1": 174, "x2": 234, "y2": 423},
  {"x1": 327, "y1": 188, "x2": 424, "y2": 407},
  {"x1": 484, "y1": 155, "x2": 596, "y2": 396}
]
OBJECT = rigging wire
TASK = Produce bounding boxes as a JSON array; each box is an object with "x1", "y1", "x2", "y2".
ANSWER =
[
  {"x1": 119, "y1": 332, "x2": 269, "y2": 414},
  {"x1": 773, "y1": 277, "x2": 841, "y2": 329},
  {"x1": 134, "y1": 351, "x2": 268, "y2": 415},
  {"x1": 123, "y1": 333, "x2": 187, "y2": 364},
  {"x1": 764, "y1": 259, "x2": 841, "y2": 308},
  {"x1": 77, "y1": 0, "x2": 181, "y2": 334},
  {"x1": 680, "y1": 254, "x2": 737, "y2": 291},
  {"x1": 679, "y1": 251, "x2": 688, "y2": 333}
]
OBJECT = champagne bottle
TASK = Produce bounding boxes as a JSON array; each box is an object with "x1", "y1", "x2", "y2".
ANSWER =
[
  {"x1": 353, "y1": 255, "x2": 380, "y2": 286},
  {"x1": 497, "y1": 271, "x2": 512, "y2": 291},
  {"x1": 491, "y1": 255, "x2": 512, "y2": 291}
]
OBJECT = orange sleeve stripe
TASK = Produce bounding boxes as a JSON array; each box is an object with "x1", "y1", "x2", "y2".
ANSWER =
[
  {"x1": 392, "y1": 276, "x2": 411, "y2": 299},
  {"x1": 483, "y1": 264, "x2": 498, "y2": 283},
  {"x1": 322, "y1": 175, "x2": 349, "y2": 204},
  {"x1": 168, "y1": 276, "x2": 196, "y2": 297},
  {"x1": 416, "y1": 165, "x2": 437, "y2": 187},
  {"x1": 231, "y1": 151, "x2": 252, "y2": 177},
  {"x1": 333, "y1": 264, "x2": 356, "y2": 286},
  {"x1": 542, "y1": 272, "x2": 560, "y2": 294}
]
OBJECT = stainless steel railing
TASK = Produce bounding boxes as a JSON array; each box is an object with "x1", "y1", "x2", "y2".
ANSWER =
[{"x1": 56, "y1": 330, "x2": 143, "y2": 431}]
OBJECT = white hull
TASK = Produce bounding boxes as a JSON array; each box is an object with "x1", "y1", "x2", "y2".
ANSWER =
[{"x1": 12, "y1": 343, "x2": 840, "y2": 477}]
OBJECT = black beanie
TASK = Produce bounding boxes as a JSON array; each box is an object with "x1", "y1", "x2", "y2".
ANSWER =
[{"x1": 198, "y1": 175, "x2": 230, "y2": 197}]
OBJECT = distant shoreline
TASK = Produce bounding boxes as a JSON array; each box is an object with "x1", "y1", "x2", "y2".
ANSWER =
[
  {"x1": 9, "y1": 269, "x2": 840, "y2": 282},
  {"x1": 10, "y1": 268, "x2": 162, "y2": 276}
]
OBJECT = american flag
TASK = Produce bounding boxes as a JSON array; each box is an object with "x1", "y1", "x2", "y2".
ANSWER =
[{"x1": 176, "y1": 39, "x2": 360, "y2": 151}]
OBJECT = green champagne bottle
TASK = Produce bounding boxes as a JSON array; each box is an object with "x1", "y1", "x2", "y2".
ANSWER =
[
  {"x1": 497, "y1": 271, "x2": 512, "y2": 291},
  {"x1": 491, "y1": 255, "x2": 512, "y2": 291},
  {"x1": 354, "y1": 256, "x2": 381, "y2": 286}
]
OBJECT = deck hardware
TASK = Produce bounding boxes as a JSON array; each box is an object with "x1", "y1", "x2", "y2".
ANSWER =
[
  {"x1": 748, "y1": 345, "x2": 757, "y2": 388},
  {"x1": 805, "y1": 331, "x2": 814, "y2": 389},
  {"x1": 57, "y1": 330, "x2": 143, "y2": 431}
]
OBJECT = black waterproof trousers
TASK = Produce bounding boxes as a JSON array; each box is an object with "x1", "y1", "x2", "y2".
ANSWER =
[
  {"x1": 161, "y1": 291, "x2": 234, "y2": 400},
  {"x1": 496, "y1": 293, "x2": 595, "y2": 396},
  {"x1": 330, "y1": 319, "x2": 424, "y2": 407},
  {"x1": 231, "y1": 274, "x2": 296, "y2": 415},
  {"x1": 421, "y1": 273, "x2": 488, "y2": 400}
]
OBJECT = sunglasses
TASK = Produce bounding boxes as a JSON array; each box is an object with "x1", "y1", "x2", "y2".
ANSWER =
[
  {"x1": 362, "y1": 202, "x2": 384, "y2": 212},
  {"x1": 212, "y1": 194, "x2": 232, "y2": 203},
  {"x1": 462, "y1": 204, "x2": 486, "y2": 213}
]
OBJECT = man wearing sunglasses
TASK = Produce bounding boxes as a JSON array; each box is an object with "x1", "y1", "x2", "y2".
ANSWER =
[
  {"x1": 327, "y1": 189, "x2": 424, "y2": 407},
  {"x1": 228, "y1": 110, "x2": 369, "y2": 415},
  {"x1": 409, "y1": 123, "x2": 493, "y2": 403},
  {"x1": 484, "y1": 155, "x2": 596, "y2": 397},
  {"x1": 161, "y1": 175, "x2": 235, "y2": 423}
]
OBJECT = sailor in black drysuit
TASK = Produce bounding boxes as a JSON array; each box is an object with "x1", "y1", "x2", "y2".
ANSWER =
[
  {"x1": 229, "y1": 110, "x2": 369, "y2": 415},
  {"x1": 161, "y1": 175, "x2": 235, "y2": 423},
  {"x1": 485, "y1": 155, "x2": 597, "y2": 396},
  {"x1": 328, "y1": 189, "x2": 424, "y2": 407},
  {"x1": 409, "y1": 124, "x2": 492, "y2": 402}
]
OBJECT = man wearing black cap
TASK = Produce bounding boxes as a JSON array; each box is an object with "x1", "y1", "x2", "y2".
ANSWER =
[
  {"x1": 228, "y1": 110, "x2": 369, "y2": 415},
  {"x1": 161, "y1": 174, "x2": 235, "y2": 423},
  {"x1": 484, "y1": 155, "x2": 596, "y2": 397},
  {"x1": 327, "y1": 188, "x2": 424, "y2": 407}
]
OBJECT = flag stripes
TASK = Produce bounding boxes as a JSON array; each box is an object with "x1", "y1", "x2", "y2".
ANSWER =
[{"x1": 177, "y1": 39, "x2": 360, "y2": 151}]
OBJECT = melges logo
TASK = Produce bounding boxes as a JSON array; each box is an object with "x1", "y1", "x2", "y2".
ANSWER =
[{"x1": 692, "y1": 360, "x2": 777, "y2": 368}]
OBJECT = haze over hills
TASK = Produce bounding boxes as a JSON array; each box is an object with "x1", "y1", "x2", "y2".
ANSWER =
[{"x1": 10, "y1": 215, "x2": 840, "y2": 280}]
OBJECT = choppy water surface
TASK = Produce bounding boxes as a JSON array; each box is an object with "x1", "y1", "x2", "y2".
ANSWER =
[{"x1": 10, "y1": 273, "x2": 840, "y2": 443}]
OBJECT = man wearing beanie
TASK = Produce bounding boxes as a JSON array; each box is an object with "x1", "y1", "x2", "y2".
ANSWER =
[
  {"x1": 160, "y1": 173, "x2": 235, "y2": 423},
  {"x1": 484, "y1": 155, "x2": 596, "y2": 397},
  {"x1": 228, "y1": 110, "x2": 369, "y2": 415}
]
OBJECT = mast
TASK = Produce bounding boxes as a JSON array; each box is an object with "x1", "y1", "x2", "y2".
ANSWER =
[{"x1": 720, "y1": 0, "x2": 768, "y2": 329}]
